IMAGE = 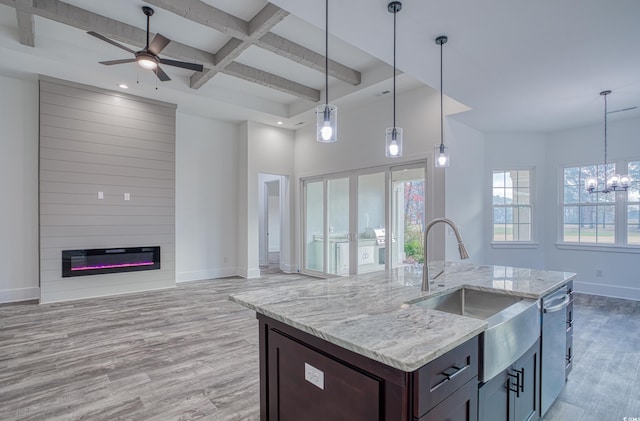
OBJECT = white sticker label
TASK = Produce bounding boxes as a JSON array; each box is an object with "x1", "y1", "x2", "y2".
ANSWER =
[{"x1": 304, "y1": 362, "x2": 324, "y2": 390}]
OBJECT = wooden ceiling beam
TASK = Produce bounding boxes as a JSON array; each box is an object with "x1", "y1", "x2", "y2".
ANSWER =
[
  {"x1": 144, "y1": 0, "x2": 361, "y2": 86},
  {"x1": 0, "y1": 0, "x2": 324, "y2": 101},
  {"x1": 191, "y1": 3, "x2": 288, "y2": 89},
  {"x1": 15, "y1": 0, "x2": 35, "y2": 47},
  {"x1": 256, "y1": 32, "x2": 361, "y2": 86}
]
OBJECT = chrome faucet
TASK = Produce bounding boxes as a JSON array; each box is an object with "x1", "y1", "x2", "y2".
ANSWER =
[{"x1": 422, "y1": 218, "x2": 470, "y2": 292}]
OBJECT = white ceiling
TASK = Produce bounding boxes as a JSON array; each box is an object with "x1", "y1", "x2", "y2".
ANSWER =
[
  {"x1": 0, "y1": 0, "x2": 638, "y2": 133},
  {"x1": 272, "y1": 0, "x2": 640, "y2": 133}
]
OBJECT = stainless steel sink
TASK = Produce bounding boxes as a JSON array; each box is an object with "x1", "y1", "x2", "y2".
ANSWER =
[{"x1": 412, "y1": 288, "x2": 540, "y2": 382}]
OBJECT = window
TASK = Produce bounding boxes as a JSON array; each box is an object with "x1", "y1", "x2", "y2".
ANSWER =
[
  {"x1": 492, "y1": 169, "x2": 532, "y2": 242},
  {"x1": 627, "y1": 161, "x2": 640, "y2": 245},
  {"x1": 562, "y1": 161, "x2": 640, "y2": 247},
  {"x1": 562, "y1": 164, "x2": 615, "y2": 244}
]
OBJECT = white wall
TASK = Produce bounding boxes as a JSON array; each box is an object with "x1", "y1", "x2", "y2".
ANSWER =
[
  {"x1": 543, "y1": 117, "x2": 640, "y2": 300},
  {"x1": 176, "y1": 112, "x2": 239, "y2": 282},
  {"x1": 483, "y1": 133, "x2": 547, "y2": 268},
  {"x1": 445, "y1": 120, "x2": 486, "y2": 264},
  {"x1": 238, "y1": 122, "x2": 295, "y2": 277},
  {"x1": 295, "y1": 87, "x2": 441, "y2": 178},
  {"x1": 0, "y1": 74, "x2": 39, "y2": 303}
]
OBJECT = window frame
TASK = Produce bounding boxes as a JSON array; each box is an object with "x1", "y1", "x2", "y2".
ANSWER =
[
  {"x1": 558, "y1": 159, "x2": 640, "y2": 252},
  {"x1": 490, "y1": 167, "x2": 537, "y2": 247}
]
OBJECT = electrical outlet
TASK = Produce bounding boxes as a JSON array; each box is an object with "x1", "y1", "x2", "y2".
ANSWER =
[
  {"x1": 97, "y1": 191, "x2": 104, "y2": 200},
  {"x1": 595, "y1": 269, "x2": 603, "y2": 278},
  {"x1": 304, "y1": 363, "x2": 324, "y2": 390}
]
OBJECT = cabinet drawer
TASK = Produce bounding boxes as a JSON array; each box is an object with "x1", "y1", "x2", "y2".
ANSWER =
[
  {"x1": 417, "y1": 377, "x2": 478, "y2": 421},
  {"x1": 413, "y1": 336, "x2": 479, "y2": 418},
  {"x1": 268, "y1": 329, "x2": 381, "y2": 421}
]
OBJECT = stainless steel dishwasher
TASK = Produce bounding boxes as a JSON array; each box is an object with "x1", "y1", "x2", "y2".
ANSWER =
[{"x1": 540, "y1": 285, "x2": 571, "y2": 416}]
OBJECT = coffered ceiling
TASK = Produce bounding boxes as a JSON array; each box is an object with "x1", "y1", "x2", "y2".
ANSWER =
[{"x1": 0, "y1": 0, "x2": 638, "y2": 133}]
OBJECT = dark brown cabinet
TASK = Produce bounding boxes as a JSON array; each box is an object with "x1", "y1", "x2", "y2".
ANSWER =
[
  {"x1": 413, "y1": 336, "x2": 478, "y2": 421},
  {"x1": 478, "y1": 339, "x2": 540, "y2": 421},
  {"x1": 257, "y1": 314, "x2": 479, "y2": 421},
  {"x1": 268, "y1": 330, "x2": 381, "y2": 421},
  {"x1": 419, "y1": 379, "x2": 478, "y2": 421}
]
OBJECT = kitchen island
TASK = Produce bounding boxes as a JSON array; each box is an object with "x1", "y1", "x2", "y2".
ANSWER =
[{"x1": 230, "y1": 262, "x2": 575, "y2": 421}]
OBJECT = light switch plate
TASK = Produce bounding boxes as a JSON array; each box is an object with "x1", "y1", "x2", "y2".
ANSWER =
[
  {"x1": 98, "y1": 192, "x2": 104, "y2": 200},
  {"x1": 124, "y1": 193, "x2": 130, "y2": 201},
  {"x1": 304, "y1": 363, "x2": 324, "y2": 390}
]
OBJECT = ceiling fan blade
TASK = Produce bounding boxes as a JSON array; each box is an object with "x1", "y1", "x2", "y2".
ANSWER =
[
  {"x1": 148, "y1": 33, "x2": 170, "y2": 56},
  {"x1": 87, "y1": 31, "x2": 135, "y2": 54},
  {"x1": 99, "y1": 59, "x2": 137, "y2": 66},
  {"x1": 159, "y1": 58, "x2": 204, "y2": 72},
  {"x1": 155, "y1": 66, "x2": 171, "y2": 82}
]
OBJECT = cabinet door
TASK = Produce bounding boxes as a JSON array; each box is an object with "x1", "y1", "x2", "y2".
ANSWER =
[
  {"x1": 511, "y1": 339, "x2": 540, "y2": 421},
  {"x1": 478, "y1": 369, "x2": 508, "y2": 421},
  {"x1": 419, "y1": 378, "x2": 478, "y2": 421},
  {"x1": 268, "y1": 330, "x2": 381, "y2": 421}
]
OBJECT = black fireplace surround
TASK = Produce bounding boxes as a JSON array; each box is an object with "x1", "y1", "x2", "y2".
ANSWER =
[{"x1": 62, "y1": 247, "x2": 161, "y2": 277}]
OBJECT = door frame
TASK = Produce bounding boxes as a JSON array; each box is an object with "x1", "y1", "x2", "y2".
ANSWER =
[{"x1": 300, "y1": 159, "x2": 430, "y2": 278}]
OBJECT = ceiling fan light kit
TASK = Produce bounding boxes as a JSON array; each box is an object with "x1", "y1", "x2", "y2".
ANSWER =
[{"x1": 87, "y1": 6, "x2": 203, "y2": 82}]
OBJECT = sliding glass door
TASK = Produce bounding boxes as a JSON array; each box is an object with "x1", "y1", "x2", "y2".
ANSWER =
[
  {"x1": 390, "y1": 165, "x2": 426, "y2": 268},
  {"x1": 327, "y1": 177, "x2": 350, "y2": 275},
  {"x1": 302, "y1": 161, "x2": 426, "y2": 277},
  {"x1": 304, "y1": 180, "x2": 324, "y2": 273},
  {"x1": 357, "y1": 172, "x2": 386, "y2": 274}
]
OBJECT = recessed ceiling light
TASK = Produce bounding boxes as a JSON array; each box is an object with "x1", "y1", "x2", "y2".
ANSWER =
[
  {"x1": 276, "y1": 121, "x2": 284, "y2": 125},
  {"x1": 118, "y1": 83, "x2": 129, "y2": 89}
]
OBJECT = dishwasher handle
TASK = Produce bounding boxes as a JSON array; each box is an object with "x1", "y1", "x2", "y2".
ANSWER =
[{"x1": 543, "y1": 294, "x2": 571, "y2": 313}]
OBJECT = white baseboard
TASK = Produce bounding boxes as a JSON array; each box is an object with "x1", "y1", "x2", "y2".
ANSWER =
[
  {"x1": 0, "y1": 287, "x2": 40, "y2": 303},
  {"x1": 574, "y1": 281, "x2": 640, "y2": 301},
  {"x1": 176, "y1": 267, "x2": 238, "y2": 283},
  {"x1": 237, "y1": 267, "x2": 261, "y2": 279},
  {"x1": 281, "y1": 263, "x2": 297, "y2": 273}
]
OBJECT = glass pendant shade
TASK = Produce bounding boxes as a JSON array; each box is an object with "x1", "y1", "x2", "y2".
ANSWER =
[
  {"x1": 316, "y1": 104, "x2": 337, "y2": 143},
  {"x1": 434, "y1": 144, "x2": 450, "y2": 167},
  {"x1": 385, "y1": 127, "x2": 403, "y2": 157},
  {"x1": 585, "y1": 177, "x2": 597, "y2": 192}
]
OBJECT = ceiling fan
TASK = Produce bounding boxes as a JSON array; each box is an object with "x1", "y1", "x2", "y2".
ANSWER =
[{"x1": 87, "y1": 6, "x2": 204, "y2": 81}]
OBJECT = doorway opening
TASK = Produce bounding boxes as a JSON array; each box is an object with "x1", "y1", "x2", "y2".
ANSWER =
[{"x1": 259, "y1": 173, "x2": 287, "y2": 275}]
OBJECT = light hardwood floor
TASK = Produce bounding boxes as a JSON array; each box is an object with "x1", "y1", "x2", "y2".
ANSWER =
[{"x1": 1, "y1": 271, "x2": 639, "y2": 420}]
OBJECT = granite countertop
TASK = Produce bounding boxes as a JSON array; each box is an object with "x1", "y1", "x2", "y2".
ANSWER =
[{"x1": 229, "y1": 262, "x2": 576, "y2": 372}]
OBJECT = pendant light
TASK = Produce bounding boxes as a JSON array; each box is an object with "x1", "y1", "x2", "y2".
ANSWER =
[
  {"x1": 385, "y1": 1, "x2": 403, "y2": 157},
  {"x1": 434, "y1": 35, "x2": 450, "y2": 167},
  {"x1": 316, "y1": 0, "x2": 337, "y2": 143},
  {"x1": 585, "y1": 90, "x2": 631, "y2": 193}
]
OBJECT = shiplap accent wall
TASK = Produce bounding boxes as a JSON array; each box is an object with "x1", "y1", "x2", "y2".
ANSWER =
[{"x1": 39, "y1": 78, "x2": 176, "y2": 303}]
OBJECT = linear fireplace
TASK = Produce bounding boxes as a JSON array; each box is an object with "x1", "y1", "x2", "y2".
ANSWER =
[{"x1": 62, "y1": 247, "x2": 161, "y2": 277}]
